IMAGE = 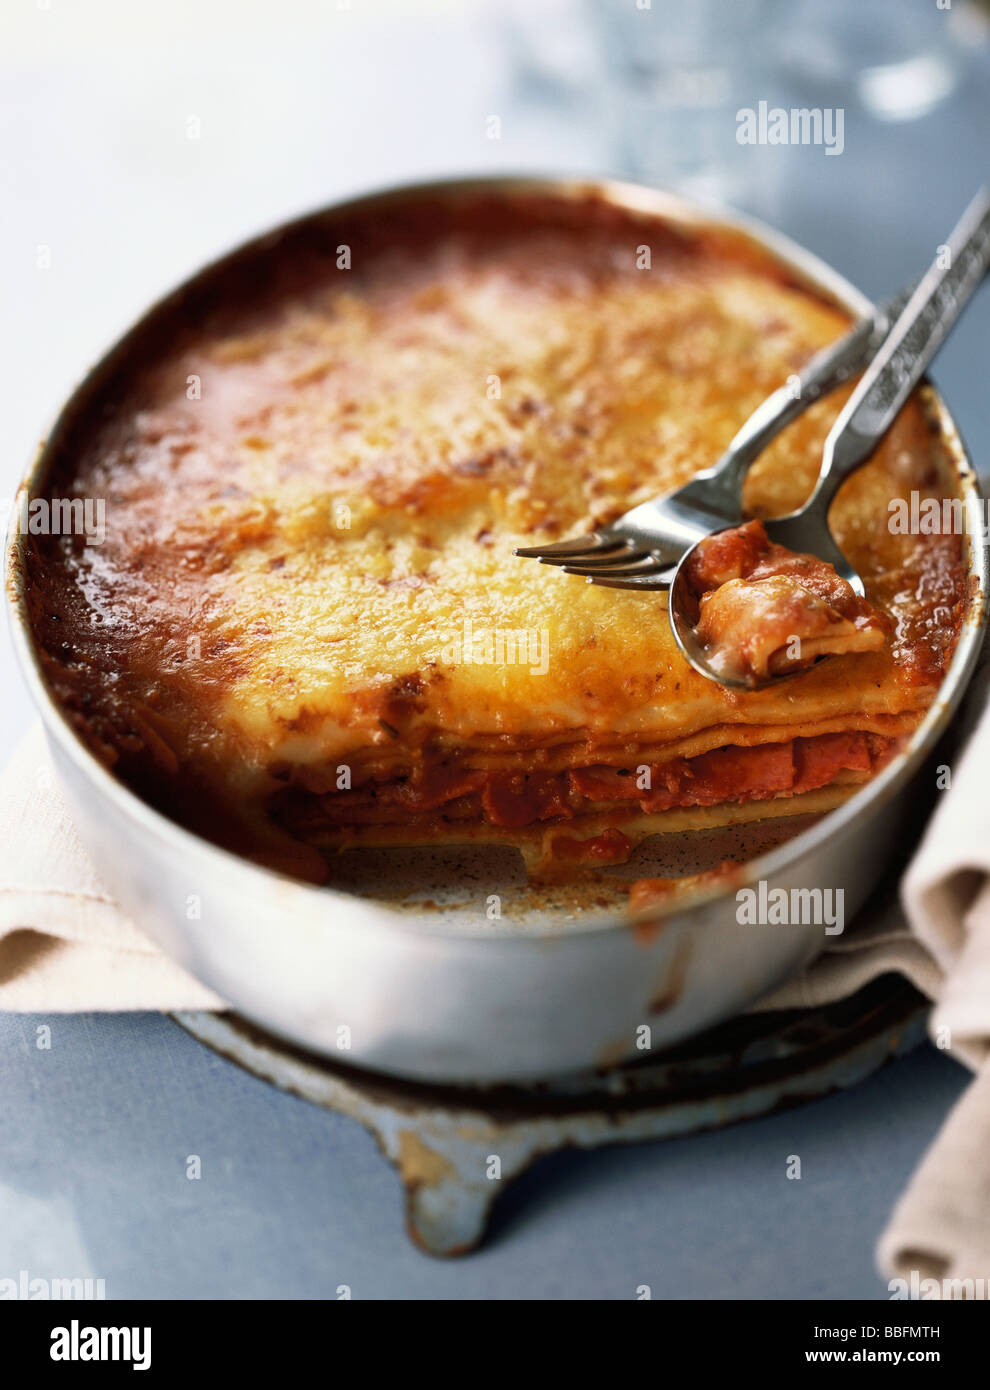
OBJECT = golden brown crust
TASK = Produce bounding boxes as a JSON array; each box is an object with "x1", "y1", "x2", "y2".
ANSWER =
[{"x1": 22, "y1": 190, "x2": 969, "y2": 877}]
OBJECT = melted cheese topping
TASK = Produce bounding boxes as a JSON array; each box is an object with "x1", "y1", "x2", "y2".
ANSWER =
[{"x1": 24, "y1": 191, "x2": 969, "y2": 873}]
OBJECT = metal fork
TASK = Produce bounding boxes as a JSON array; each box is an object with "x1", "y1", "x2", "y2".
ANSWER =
[
  {"x1": 514, "y1": 285, "x2": 912, "y2": 588},
  {"x1": 670, "y1": 185, "x2": 990, "y2": 687}
]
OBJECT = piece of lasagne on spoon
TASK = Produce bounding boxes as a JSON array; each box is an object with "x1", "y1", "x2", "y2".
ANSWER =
[{"x1": 685, "y1": 519, "x2": 888, "y2": 685}]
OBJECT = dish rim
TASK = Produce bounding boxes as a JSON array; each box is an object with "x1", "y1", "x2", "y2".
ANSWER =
[{"x1": 5, "y1": 170, "x2": 987, "y2": 942}]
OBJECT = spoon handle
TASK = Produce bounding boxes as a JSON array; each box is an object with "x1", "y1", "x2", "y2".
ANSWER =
[
  {"x1": 812, "y1": 187, "x2": 990, "y2": 510},
  {"x1": 697, "y1": 285, "x2": 913, "y2": 514}
]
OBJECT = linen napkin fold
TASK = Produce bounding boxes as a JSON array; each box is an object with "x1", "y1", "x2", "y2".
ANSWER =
[
  {"x1": 2, "y1": 684, "x2": 990, "y2": 1289},
  {"x1": 0, "y1": 723, "x2": 222, "y2": 1011},
  {"x1": 757, "y1": 640, "x2": 990, "y2": 1292},
  {"x1": 875, "y1": 698, "x2": 990, "y2": 1294}
]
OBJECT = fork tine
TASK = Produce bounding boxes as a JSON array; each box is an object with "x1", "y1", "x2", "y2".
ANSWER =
[
  {"x1": 536, "y1": 544, "x2": 639, "y2": 570},
  {"x1": 514, "y1": 532, "x2": 620, "y2": 560},
  {"x1": 562, "y1": 553, "x2": 665, "y2": 577},
  {"x1": 549, "y1": 543, "x2": 648, "y2": 571},
  {"x1": 587, "y1": 569, "x2": 674, "y2": 591}
]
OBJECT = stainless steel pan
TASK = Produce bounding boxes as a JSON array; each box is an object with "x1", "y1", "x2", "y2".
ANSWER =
[{"x1": 6, "y1": 176, "x2": 987, "y2": 1082}]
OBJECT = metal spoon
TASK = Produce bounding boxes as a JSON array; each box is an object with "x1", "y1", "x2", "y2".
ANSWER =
[{"x1": 669, "y1": 186, "x2": 990, "y2": 691}]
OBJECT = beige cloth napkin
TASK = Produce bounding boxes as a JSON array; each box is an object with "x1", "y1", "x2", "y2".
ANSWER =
[
  {"x1": 2, "y1": 695, "x2": 990, "y2": 1289},
  {"x1": 0, "y1": 724, "x2": 223, "y2": 1011}
]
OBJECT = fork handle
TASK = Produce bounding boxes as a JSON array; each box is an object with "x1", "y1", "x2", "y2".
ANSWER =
[
  {"x1": 810, "y1": 187, "x2": 990, "y2": 512},
  {"x1": 704, "y1": 285, "x2": 912, "y2": 512}
]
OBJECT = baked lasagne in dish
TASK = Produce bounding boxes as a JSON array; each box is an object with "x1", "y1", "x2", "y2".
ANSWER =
[{"x1": 24, "y1": 191, "x2": 971, "y2": 887}]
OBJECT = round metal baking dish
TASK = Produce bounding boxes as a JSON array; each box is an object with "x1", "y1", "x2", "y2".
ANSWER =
[{"x1": 6, "y1": 175, "x2": 987, "y2": 1082}]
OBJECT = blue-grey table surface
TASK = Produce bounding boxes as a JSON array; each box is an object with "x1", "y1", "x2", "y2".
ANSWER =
[{"x1": 0, "y1": 2, "x2": 987, "y2": 1299}]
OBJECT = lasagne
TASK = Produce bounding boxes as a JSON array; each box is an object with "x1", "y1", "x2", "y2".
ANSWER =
[
  {"x1": 684, "y1": 519, "x2": 889, "y2": 684},
  {"x1": 23, "y1": 190, "x2": 970, "y2": 885}
]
